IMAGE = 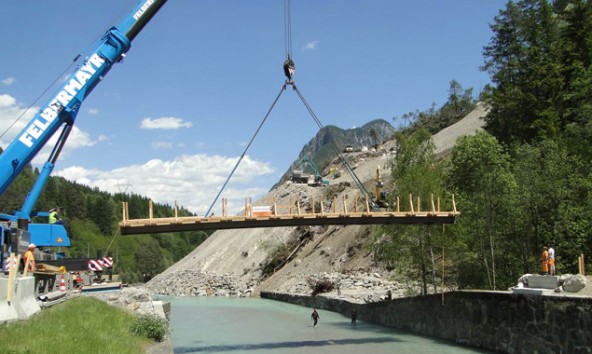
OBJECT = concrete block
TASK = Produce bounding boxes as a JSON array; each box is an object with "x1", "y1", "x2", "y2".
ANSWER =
[
  {"x1": 0, "y1": 277, "x2": 19, "y2": 324},
  {"x1": 13, "y1": 276, "x2": 41, "y2": 320},
  {"x1": 153, "y1": 300, "x2": 170, "y2": 319},
  {"x1": 527, "y1": 275, "x2": 558, "y2": 289},
  {"x1": 512, "y1": 287, "x2": 543, "y2": 296}
]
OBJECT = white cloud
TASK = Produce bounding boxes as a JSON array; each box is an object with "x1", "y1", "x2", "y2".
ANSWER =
[
  {"x1": 152, "y1": 141, "x2": 173, "y2": 149},
  {"x1": 304, "y1": 40, "x2": 320, "y2": 50},
  {"x1": 56, "y1": 154, "x2": 274, "y2": 215},
  {"x1": 141, "y1": 116, "x2": 193, "y2": 130},
  {"x1": 31, "y1": 126, "x2": 96, "y2": 164},
  {"x1": 0, "y1": 94, "x2": 37, "y2": 149},
  {"x1": 0, "y1": 93, "x2": 96, "y2": 164},
  {"x1": 87, "y1": 108, "x2": 99, "y2": 115},
  {"x1": 2, "y1": 77, "x2": 16, "y2": 86},
  {"x1": 98, "y1": 134, "x2": 110, "y2": 142}
]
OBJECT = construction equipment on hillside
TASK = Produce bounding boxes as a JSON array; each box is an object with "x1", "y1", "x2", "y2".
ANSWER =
[
  {"x1": 291, "y1": 156, "x2": 330, "y2": 186},
  {"x1": 375, "y1": 166, "x2": 390, "y2": 208}
]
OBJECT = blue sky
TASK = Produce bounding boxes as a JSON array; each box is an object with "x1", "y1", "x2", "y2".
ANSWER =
[{"x1": 0, "y1": 0, "x2": 506, "y2": 216}]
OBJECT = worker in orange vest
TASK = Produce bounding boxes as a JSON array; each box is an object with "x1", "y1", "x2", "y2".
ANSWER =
[
  {"x1": 541, "y1": 246, "x2": 549, "y2": 275},
  {"x1": 23, "y1": 243, "x2": 36, "y2": 273}
]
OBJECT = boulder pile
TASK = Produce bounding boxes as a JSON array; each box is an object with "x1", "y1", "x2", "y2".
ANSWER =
[
  {"x1": 145, "y1": 270, "x2": 259, "y2": 298},
  {"x1": 145, "y1": 266, "x2": 429, "y2": 304}
]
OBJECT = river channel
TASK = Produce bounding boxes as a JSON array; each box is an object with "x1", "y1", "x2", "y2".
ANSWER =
[{"x1": 164, "y1": 296, "x2": 494, "y2": 354}]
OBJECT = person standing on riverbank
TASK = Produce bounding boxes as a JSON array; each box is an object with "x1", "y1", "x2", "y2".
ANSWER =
[
  {"x1": 311, "y1": 308, "x2": 320, "y2": 327},
  {"x1": 548, "y1": 244, "x2": 556, "y2": 275},
  {"x1": 541, "y1": 246, "x2": 549, "y2": 275}
]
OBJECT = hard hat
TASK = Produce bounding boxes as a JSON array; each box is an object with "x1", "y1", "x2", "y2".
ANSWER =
[{"x1": 28, "y1": 243, "x2": 36, "y2": 249}]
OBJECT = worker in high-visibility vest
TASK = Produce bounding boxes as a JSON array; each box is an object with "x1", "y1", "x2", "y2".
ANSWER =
[{"x1": 49, "y1": 207, "x2": 64, "y2": 225}]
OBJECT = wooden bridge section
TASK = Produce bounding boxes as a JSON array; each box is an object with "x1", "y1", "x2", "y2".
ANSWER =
[{"x1": 119, "y1": 194, "x2": 459, "y2": 235}]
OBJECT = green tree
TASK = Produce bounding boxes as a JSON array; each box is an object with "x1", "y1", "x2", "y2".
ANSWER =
[
  {"x1": 482, "y1": 0, "x2": 563, "y2": 144},
  {"x1": 375, "y1": 128, "x2": 448, "y2": 295},
  {"x1": 88, "y1": 195, "x2": 115, "y2": 235},
  {"x1": 135, "y1": 237, "x2": 165, "y2": 281},
  {"x1": 511, "y1": 140, "x2": 592, "y2": 274},
  {"x1": 448, "y1": 131, "x2": 516, "y2": 289}
]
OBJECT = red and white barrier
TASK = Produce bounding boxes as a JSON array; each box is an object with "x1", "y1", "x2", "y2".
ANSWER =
[
  {"x1": 2, "y1": 255, "x2": 18, "y2": 273},
  {"x1": 88, "y1": 257, "x2": 114, "y2": 271}
]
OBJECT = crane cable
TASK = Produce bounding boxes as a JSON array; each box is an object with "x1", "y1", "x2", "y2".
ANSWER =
[
  {"x1": 205, "y1": 0, "x2": 377, "y2": 215},
  {"x1": 284, "y1": 0, "x2": 293, "y2": 60},
  {"x1": 204, "y1": 84, "x2": 288, "y2": 217},
  {"x1": 205, "y1": 0, "x2": 295, "y2": 216},
  {"x1": 291, "y1": 83, "x2": 379, "y2": 210},
  {"x1": 280, "y1": 0, "x2": 375, "y2": 207}
]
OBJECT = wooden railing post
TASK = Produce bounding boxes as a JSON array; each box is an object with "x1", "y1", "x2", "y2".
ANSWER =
[{"x1": 149, "y1": 200, "x2": 153, "y2": 221}]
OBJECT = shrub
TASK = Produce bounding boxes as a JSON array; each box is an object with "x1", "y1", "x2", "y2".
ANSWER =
[
  {"x1": 307, "y1": 278, "x2": 335, "y2": 296},
  {"x1": 261, "y1": 244, "x2": 290, "y2": 277},
  {"x1": 131, "y1": 315, "x2": 168, "y2": 342}
]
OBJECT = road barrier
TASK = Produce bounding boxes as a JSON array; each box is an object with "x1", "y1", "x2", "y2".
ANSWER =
[{"x1": 1, "y1": 276, "x2": 41, "y2": 323}]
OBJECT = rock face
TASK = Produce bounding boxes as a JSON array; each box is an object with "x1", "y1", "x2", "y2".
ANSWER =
[{"x1": 146, "y1": 105, "x2": 489, "y2": 301}]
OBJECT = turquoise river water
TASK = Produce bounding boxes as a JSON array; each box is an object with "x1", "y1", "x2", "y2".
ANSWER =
[{"x1": 164, "y1": 296, "x2": 494, "y2": 354}]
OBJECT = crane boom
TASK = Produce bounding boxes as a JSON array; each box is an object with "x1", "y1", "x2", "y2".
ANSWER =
[
  {"x1": 0, "y1": 0, "x2": 167, "y2": 256},
  {"x1": 0, "y1": 0, "x2": 167, "y2": 197}
]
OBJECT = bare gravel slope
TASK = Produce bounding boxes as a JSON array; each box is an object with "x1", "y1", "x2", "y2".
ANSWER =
[{"x1": 146, "y1": 104, "x2": 489, "y2": 301}]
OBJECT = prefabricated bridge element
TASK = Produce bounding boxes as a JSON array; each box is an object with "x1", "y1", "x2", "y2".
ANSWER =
[{"x1": 119, "y1": 194, "x2": 459, "y2": 235}]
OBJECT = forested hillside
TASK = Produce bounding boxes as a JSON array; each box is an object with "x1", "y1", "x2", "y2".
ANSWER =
[
  {"x1": 0, "y1": 162, "x2": 211, "y2": 283},
  {"x1": 376, "y1": 0, "x2": 592, "y2": 291}
]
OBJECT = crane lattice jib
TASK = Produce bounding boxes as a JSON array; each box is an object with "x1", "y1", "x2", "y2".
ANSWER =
[{"x1": 0, "y1": 0, "x2": 167, "y2": 198}]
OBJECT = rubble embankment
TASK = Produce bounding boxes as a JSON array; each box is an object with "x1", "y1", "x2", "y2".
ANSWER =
[{"x1": 145, "y1": 267, "x2": 427, "y2": 304}]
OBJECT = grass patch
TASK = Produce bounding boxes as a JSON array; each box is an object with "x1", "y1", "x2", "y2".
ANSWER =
[{"x1": 0, "y1": 297, "x2": 155, "y2": 354}]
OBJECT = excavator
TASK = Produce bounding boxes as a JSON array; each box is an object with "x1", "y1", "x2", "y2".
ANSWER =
[
  {"x1": 375, "y1": 166, "x2": 390, "y2": 209},
  {"x1": 0, "y1": 0, "x2": 168, "y2": 272},
  {"x1": 291, "y1": 156, "x2": 330, "y2": 187}
]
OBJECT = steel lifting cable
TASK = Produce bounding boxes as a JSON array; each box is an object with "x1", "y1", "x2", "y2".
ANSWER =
[
  {"x1": 291, "y1": 83, "x2": 379, "y2": 210},
  {"x1": 205, "y1": 0, "x2": 296, "y2": 216},
  {"x1": 206, "y1": 0, "x2": 376, "y2": 215},
  {"x1": 204, "y1": 84, "x2": 290, "y2": 217},
  {"x1": 284, "y1": 0, "x2": 293, "y2": 60}
]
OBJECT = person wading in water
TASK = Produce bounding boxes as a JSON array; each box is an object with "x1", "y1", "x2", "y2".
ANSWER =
[{"x1": 311, "y1": 308, "x2": 320, "y2": 327}]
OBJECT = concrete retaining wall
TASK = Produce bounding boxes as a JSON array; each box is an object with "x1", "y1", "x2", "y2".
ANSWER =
[{"x1": 261, "y1": 291, "x2": 592, "y2": 354}]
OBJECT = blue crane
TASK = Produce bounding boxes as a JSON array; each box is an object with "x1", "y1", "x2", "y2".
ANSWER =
[{"x1": 0, "y1": 0, "x2": 168, "y2": 263}]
